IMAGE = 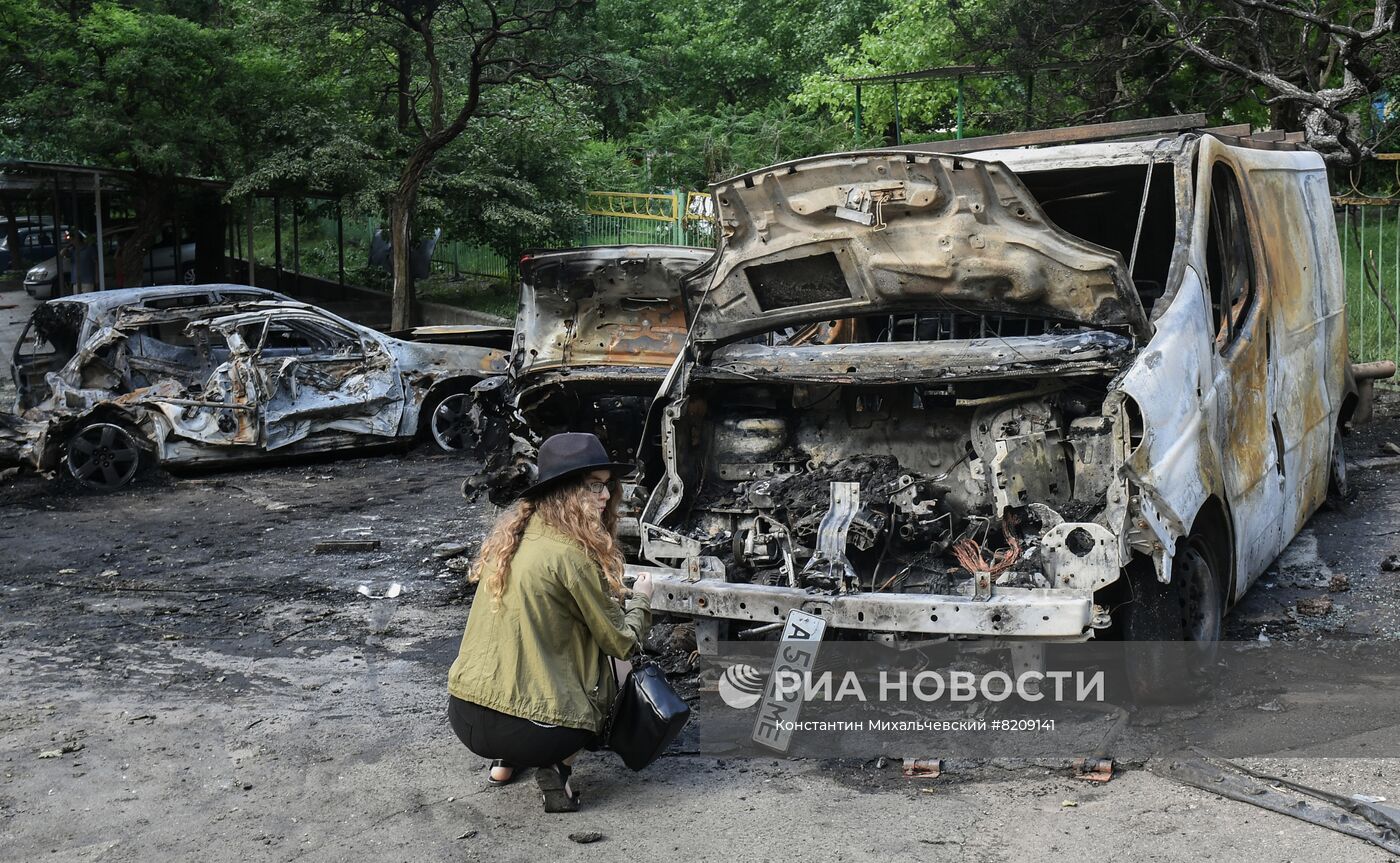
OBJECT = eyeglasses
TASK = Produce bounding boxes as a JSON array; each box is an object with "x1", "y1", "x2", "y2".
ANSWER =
[{"x1": 583, "y1": 480, "x2": 610, "y2": 495}]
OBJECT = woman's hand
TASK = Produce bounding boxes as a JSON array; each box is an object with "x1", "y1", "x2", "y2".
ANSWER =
[{"x1": 632, "y1": 572, "x2": 654, "y2": 600}]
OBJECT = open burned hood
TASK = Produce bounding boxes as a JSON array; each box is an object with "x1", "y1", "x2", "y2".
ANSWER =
[
  {"x1": 514, "y1": 245, "x2": 714, "y2": 380},
  {"x1": 690, "y1": 151, "x2": 1149, "y2": 344}
]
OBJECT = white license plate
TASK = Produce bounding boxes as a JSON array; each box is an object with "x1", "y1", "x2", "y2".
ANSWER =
[{"x1": 750, "y1": 609, "x2": 826, "y2": 752}]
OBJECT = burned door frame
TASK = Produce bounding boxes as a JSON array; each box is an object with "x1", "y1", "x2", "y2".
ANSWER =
[
  {"x1": 1194, "y1": 138, "x2": 1283, "y2": 594},
  {"x1": 213, "y1": 309, "x2": 406, "y2": 450},
  {"x1": 1240, "y1": 153, "x2": 1343, "y2": 554}
]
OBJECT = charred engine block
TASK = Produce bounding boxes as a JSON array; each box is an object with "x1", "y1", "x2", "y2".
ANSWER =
[{"x1": 684, "y1": 382, "x2": 1117, "y2": 594}]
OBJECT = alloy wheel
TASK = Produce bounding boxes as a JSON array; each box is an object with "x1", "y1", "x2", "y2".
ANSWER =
[
  {"x1": 65, "y1": 423, "x2": 142, "y2": 491},
  {"x1": 431, "y1": 393, "x2": 473, "y2": 451}
]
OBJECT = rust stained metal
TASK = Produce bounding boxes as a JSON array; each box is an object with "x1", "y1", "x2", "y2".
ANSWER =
[
  {"x1": 515, "y1": 246, "x2": 712, "y2": 378},
  {"x1": 691, "y1": 151, "x2": 1150, "y2": 346},
  {"x1": 1071, "y1": 757, "x2": 1114, "y2": 783},
  {"x1": 467, "y1": 245, "x2": 715, "y2": 507},
  {"x1": 901, "y1": 757, "x2": 942, "y2": 778}
]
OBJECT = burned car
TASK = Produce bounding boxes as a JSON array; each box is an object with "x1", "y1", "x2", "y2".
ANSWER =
[
  {"x1": 630, "y1": 131, "x2": 1380, "y2": 674},
  {"x1": 4, "y1": 285, "x2": 506, "y2": 490},
  {"x1": 469, "y1": 245, "x2": 713, "y2": 504}
]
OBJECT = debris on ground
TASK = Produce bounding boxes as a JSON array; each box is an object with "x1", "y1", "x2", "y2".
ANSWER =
[
  {"x1": 1153, "y1": 749, "x2": 1400, "y2": 855},
  {"x1": 902, "y1": 758, "x2": 942, "y2": 778},
  {"x1": 1381, "y1": 555, "x2": 1400, "y2": 572},
  {"x1": 1071, "y1": 757, "x2": 1114, "y2": 783},
  {"x1": 37, "y1": 740, "x2": 83, "y2": 758},
  {"x1": 1296, "y1": 596, "x2": 1335, "y2": 616},
  {"x1": 356, "y1": 583, "x2": 402, "y2": 600},
  {"x1": 445, "y1": 556, "x2": 472, "y2": 573},
  {"x1": 313, "y1": 539, "x2": 382, "y2": 554},
  {"x1": 1328, "y1": 574, "x2": 1351, "y2": 592},
  {"x1": 433, "y1": 541, "x2": 474, "y2": 559},
  {"x1": 568, "y1": 831, "x2": 604, "y2": 844},
  {"x1": 455, "y1": 829, "x2": 478, "y2": 840},
  {"x1": 1381, "y1": 441, "x2": 1400, "y2": 456}
]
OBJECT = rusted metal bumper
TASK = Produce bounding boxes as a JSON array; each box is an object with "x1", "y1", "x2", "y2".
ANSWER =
[{"x1": 627, "y1": 564, "x2": 1094, "y2": 638}]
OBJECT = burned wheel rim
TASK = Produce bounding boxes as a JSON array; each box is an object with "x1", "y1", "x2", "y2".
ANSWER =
[
  {"x1": 65, "y1": 423, "x2": 141, "y2": 491},
  {"x1": 431, "y1": 393, "x2": 473, "y2": 451},
  {"x1": 1175, "y1": 542, "x2": 1221, "y2": 644},
  {"x1": 182, "y1": 267, "x2": 197, "y2": 285},
  {"x1": 1328, "y1": 426, "x2": 1348, "y2": 499}
]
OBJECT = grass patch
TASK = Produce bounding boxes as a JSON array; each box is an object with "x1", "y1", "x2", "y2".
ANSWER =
[
  {"x1": 1339, "y1": 206, "x2": 1400, "y2": 364},
  {"x1": 416, "y1": 274, "x2": 517, "y2": 319}
]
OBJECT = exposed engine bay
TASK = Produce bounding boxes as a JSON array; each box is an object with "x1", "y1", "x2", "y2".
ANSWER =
[{"x1": 644, "y1": 310, "x2": 1134, "y2": 604}]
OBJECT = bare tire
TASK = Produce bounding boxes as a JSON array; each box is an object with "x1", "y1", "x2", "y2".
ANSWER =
[
  {"x1": 1327, "y1": 425, "x2": 1349, "y2": 506},
  {"x1": 425, "y1": 391, "x2": 474, "y2": 452},
  {"x1": 64, "y1": 421, "x2": 147, "y2": 492},
  {"x1": 1122, "y1": 535, "x2": 1222, "y2": 704}
]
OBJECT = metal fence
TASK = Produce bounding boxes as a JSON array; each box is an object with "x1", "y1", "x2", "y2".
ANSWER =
[
  {"x1": 1336, "y1": 197, "x2": 1400, "y2": 368},
  {"x1": 582, "y1": 190, "x2": 718, "y2": 248},
  {"x1": 429, "y1": 240, "x2": 512, "y2": 281},
  {"x1": 420, "y1": 189, "x2": 720, "y2": 283}
]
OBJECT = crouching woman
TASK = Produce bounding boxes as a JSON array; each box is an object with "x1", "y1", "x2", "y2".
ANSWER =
[{"x1": 447, "y1": 432, "x2": 654, "y2": 812}]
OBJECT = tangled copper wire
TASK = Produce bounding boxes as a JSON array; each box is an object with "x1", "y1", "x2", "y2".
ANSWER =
[{"x1": 951, "y1": 515, "x2": 1023, "y2": 577}]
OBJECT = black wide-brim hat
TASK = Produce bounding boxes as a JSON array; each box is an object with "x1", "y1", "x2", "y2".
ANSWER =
[{"x1": 519, "y1": 432, "x2": 636, "y2": 500}]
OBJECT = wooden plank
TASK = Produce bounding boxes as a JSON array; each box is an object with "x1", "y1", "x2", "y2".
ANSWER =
[
  {"x1": 884, "y1": 114, "x2": 1209, "y2": 155},
  {"x1": 1202, "y1": 123, "x2": 1254, "y2": 138}
]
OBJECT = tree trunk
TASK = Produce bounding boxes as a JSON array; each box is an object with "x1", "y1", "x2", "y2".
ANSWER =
[{"x1": 389, "y1": 145, "x2": 436, "y2": 330}]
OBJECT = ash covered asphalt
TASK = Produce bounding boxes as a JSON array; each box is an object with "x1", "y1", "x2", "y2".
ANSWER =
[{"x1": 5, "y1": 300, "x2": 1400, "y2": 859}]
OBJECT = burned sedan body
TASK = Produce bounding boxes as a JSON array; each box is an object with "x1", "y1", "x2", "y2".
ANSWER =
[
  {"x1": 470, "y1": 245, "x2": 713, "y2": 504},
  {"x1": 632, "y1": 133, "x2": 1366, "y2": 670},
  {"x1": 4, "y1": 285, "x2": 506, "y2": 490}
]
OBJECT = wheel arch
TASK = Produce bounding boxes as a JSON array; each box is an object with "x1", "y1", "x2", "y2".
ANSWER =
[
  {"x1": 1185, "y1": 494, "x2": 1235, "y2": 607},
  {"x1": 413, "y1": 375, "x2": 482, "y2": 441}
]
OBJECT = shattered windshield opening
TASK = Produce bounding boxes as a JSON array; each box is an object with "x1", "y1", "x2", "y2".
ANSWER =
[{"x1": 1013, "y1": 163, "x2": 1179, "y2": 316}]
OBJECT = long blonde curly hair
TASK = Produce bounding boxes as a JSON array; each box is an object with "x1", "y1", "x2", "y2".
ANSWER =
[{"x1": 470, "y1": 475, "x2": 624, "y2": 605}]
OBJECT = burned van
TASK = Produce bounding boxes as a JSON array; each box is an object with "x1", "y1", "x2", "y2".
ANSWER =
[{"x1": 630, "y1": 131, "x2": 1378, "y2": 672}]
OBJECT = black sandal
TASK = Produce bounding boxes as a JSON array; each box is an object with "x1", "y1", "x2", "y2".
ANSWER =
[
  {"x1": 536, "y1": 762, "x2": 580, "y2": 812},
  {"x1": 486, "y1": 759, "x2": 518, "y2": 787}
]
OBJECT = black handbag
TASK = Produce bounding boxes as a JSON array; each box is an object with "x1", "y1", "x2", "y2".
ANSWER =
[{"x1": 604, "y1": 655, "x2": 691, "y2": 771}]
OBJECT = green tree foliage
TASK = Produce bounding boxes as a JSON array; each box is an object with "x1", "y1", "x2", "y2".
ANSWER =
[
  {"x1": 3, "y1": 0, "x2": 1395, "y2": 309},
  {"x1": 0, "y1": 1, "x2": 318, "y2": 279},
  {"x1": 793, "y1": 0, "x2": 1396, "y2": 157}
]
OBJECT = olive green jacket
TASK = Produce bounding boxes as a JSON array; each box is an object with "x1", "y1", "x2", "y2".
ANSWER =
[{"x1": 447, "y1": 515, "x2": 651, "y2": 733}]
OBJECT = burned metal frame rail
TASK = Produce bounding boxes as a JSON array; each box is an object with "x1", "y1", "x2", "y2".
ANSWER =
[{"x1": 1152, "y1": 748, "x2": 1400, "y2": 855}]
